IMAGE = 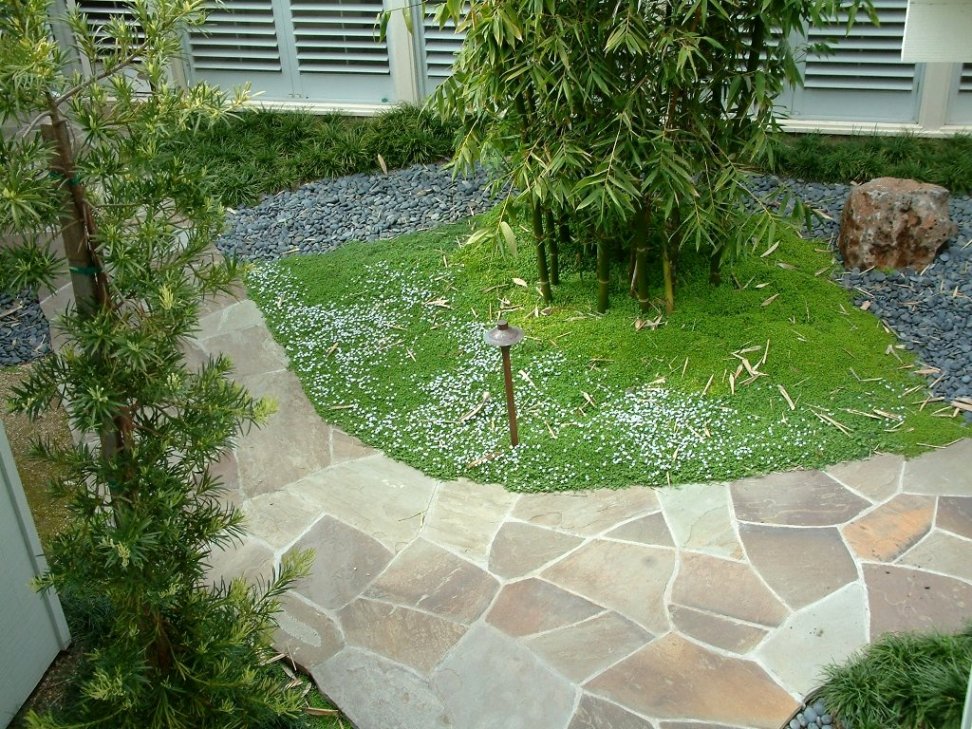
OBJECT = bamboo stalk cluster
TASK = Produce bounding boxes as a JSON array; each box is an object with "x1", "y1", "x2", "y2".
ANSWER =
[{"x1": 424, "y1": 0, "x2": 876, "y2": 313}]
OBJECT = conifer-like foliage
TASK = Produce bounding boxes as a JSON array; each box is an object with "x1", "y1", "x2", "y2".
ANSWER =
[
  {"x1": 0, "y1": 1, "x2": 309, "y2": 726},
  {"x1": 419, "y1": 0, "x2": 876, "y2": 312}
]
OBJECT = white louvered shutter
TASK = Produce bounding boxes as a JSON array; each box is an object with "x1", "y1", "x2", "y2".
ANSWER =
[
  {"x1": 419, "y1": 5, "x2": 466, "y2": 94},
  {"x1": 69, "y1": 0, "x2": 142, "y2": 61},
  {"x1": 785, "y1": 0, "x2": 921, "y2": 123},
  {"x1": 946, "y1": 63, "x2": 972, "y2": 125},
  {"x1": 288, "y1": 0, "x2": 389, "y2": 75},
  {"x1": 187, "y1": 0, "x2": 292, "y2": 101}
]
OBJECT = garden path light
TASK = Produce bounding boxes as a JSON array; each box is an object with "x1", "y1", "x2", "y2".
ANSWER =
[{"x1": 484, "y1": 320, "x2": 524, "y2": 447}]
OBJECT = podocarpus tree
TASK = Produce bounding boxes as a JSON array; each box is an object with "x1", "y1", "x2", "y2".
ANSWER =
[
  {"x1": 0, "y1": 1, "x2": 309, "y2": 727},
  {"x1": 426, "y1": 0, "x2": 875, "y2": 313}
]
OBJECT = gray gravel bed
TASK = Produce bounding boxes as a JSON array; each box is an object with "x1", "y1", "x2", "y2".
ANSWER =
[{"x1": 3, "y1": 163, "x2": 970, "y2": 419}]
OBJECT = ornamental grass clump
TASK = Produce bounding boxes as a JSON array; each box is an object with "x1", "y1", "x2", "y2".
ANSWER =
[{"x1": 0, "y1": 1, "x2": 309, "y2": 726}]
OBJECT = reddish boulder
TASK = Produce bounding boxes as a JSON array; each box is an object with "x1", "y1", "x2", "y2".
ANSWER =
[{"x1": 838, "y1": 177, "x2": 957, "y2": 270}]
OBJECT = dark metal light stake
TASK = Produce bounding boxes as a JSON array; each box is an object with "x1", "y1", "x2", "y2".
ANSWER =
[{"x1": 484, "y1": 319, "x2": 524, "y2": 447}]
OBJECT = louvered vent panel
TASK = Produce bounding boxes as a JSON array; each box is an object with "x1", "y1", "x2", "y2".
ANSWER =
[
  {"x1": 288, "y1": 0, "x2": 388, "y2": 75},
  {"x1": 72, "y1": 0, "x2": 143, "y2": 59},
  {"x1": 961, "y1": 63, "x2": 972, "y2": 93},
  {"x1": 804, "y1": 0, "x2": 914, "y2": 91},
  {"x1": 190, "y1": 1, "x2": 281, "y2": 72},
  {"x1": 423, "y1": 5, "x2": 467, "y2": 79}
]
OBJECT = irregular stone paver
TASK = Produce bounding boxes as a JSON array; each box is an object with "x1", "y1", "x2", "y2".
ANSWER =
[
  {"x1": 274, "y1": 593, "x2": 343, "y2": 670},
  {"x1": 543, "y1": 540, "x2": 675, "y2": 633},
  {"x1": 186, "y1": 293, "x2": 972, "y2": 729},
  {"x1": 756, "y1": 583, "x2": 868, "y2": 695},
  {"x1": 366, "y1": 539, "x2": 499, "y2": 624},
  {"x1": 586, "y1": 634, "x2": 797, "y2": 729},
  {"x1": 826, "y1": 453, "x2": 903, "y2": 502},
  {"x1": 512, "y1": 487, "x2": 660, "y2": 535},
  {"x1": 208, "y1": 539, "x2": 274, "y2": 587},
  {"x1": 740, "y1": 524, "x2": 858, "y2": 609},
  {"x1": 210, "y1": 450, "x2": 243, "y2": 508},
  {"x1": 898, "y1": 530, "x2": 972, "y2": 583},
  {"x1": 657, "y1": 483, "x2": 742, "y2": 559},
  {"x1": 296, "y1": 454, "x2": 436, "y2": 552},
  {"x1": 486, "y1": 578, "x2": 603, "y2": 637},
  {"x1": 197, "y1": 298, "x2": 266, "y2": 338},
  {"x1": 937, "y1": 496, "x2": 972, "y2": 539},
  {"x1": 526, "y1": 612, "x2": 651, "y2": 683},
  {"x1": 732, "y1": 470, "x2": 869, "y2": 526},
  {"x1": 237, "y1": 370, "x2": 332, "y2": 497},
  {"x1": 842, "y1": 494, "x2": 934, "y2": 562},
  {"x1": 199, "y1": 325, "x2": 287, "y2": 378},
  {"x1": 331, "y1": 427, "x2": 375, "y2": 464},
  {"x1": 424, "y1": 479, "x2": 517, "y2": 563},
  {"x1": 569, "y1": 694, "x2": 656, "y2": 729},
  {"x1": 488, "y1": 522, "x2": 583, "y2": 579},
  {"x1": 671, "y1": 552, "x2": 788, "y2": 628},
  {"x1": 901, "y1": 439, "x2": 972, "y2": 496},
  {"x1": 338, "y1": 598, "x2": 467, "y2": 674},
  {"x1": 606, "y1": 512, "x2": 675, "y2": 547},
  {"x1": 314, "y1": 648, "x2": 452, "y2": 729},
  {"x1": 242, "y1": 490, "x2": 322, "y2": 549},
  {"x1": 865, "y1": 563, "x2": 972, "y2": 638},
  {"x1": 433, "y1": 625, "x2": 576, "y2": 729},
  {"x1": 669, "y1": 606, "x2": 768, "y2": 654},
  {"x1": 286, "y1": 515, "x2": 392, "y2": 610}
]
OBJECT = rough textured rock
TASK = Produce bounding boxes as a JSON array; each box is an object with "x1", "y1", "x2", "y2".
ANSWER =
[{"x1": 838, "y1": 177, "x2": 956, "y2": 270}]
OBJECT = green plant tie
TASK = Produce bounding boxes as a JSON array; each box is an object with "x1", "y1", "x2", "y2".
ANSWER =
[
  {"x1": 48, "y1": 170, "x2": 81, "y2": 186},
  {"x1": 69, "y1": 265, "x2": 100, "y2": 276}
]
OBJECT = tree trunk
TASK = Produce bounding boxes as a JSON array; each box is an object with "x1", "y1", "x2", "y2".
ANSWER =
[
  {"x1": 41, "y1": 114, "x2": 126, "y2": 465},
  {"x1": 531, "y1": 201, "x2": 553, "y2": 304},
  {"x1": 596, "y1": 238, "x2": 610, "y2": 313},
  {"x1": 634, "y1": 206, "x2": 652, "y2": 312},
  {"x1": 661, "y1": 241, "x2": 675, "y2": 314},
  {"x1": 544, "y1": 207, "x2": 560, "y2": 286}
]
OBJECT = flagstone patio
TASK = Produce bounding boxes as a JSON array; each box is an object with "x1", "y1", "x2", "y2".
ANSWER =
[{"x1": 44, "y1": 286, "x2": 972, "y2": 729}]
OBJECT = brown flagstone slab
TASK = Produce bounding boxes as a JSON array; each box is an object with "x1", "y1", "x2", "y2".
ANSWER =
[
  {"x1": 569, "y1": 694, "x2": 656, "y2": 729},
  {"x1": 526, "y1": 612, "x2": 652, "y2": 683},
  {"x1": 902, "y1": 439, "x2": 972, "y2": 496},
  {"x1": 366, "y1": 538, "x2": 499, "y2": 624},
  {"x1": 898, "y1": 530, "x2": 972, "y2": 583},
  {"x1": 313, "y1": 648, "x2": 452, "y2": 729},
  {"x1": 237, "y1": 370, "x2": 332, "y2": 497},
  {"x1": 671, "y1": 552, "x2": 788, "y2": 628},
  {"x1": 210, "y1": 450, "x2": 243, "y2": 509},
  {"x1": 731, "y1": 470, "x2": 869, "y2": 526},
  {"x1": 432, "y1": 625, "x2": 576, "y2": 729},
  {"x1": 740, "y1": 524, "x2": 858, "y2": 609},
  {"x1": 669, "y1": 606, "x2": 768, "y2": 654},
  {"x1": 586, "y1": 634, "x2": 797, "y2": 728},
  {"x1": 295, "y1": 454, "x2": 437, "y2": 552},
  {"x1": 606, "y1": 512, "x2": 675, "y2": 547},
  {"x1": 423, "y1": 478, "x2": 517, "y2": 563},
  {"x1": 488, "y1": 521, "x2": 584, "y2": 579},
  {"x1": 865, "y1": 563, "x2": 972, "y2": 638},
  {"x1": 826, "y1": 453, "x2": 903, "y2": 503},
  {"x1": 207, "y1": 538, "x2": 275, "y2": 588},
  {"x1": 274, "y1": 593, "x2": 343, "y2": 671},
  {"x1": 937, "y1": 496, "x2": 972, "y2": 540},
  {"x1": 338, "y1": 597, "x2": 467, "y2": 675},
  {"x1": 330, "y1": 427, "x2": 375, "y2": 464},
  {"x1": 486, "y1": 578, "x2": 603, "y2": 637},
  {"x1": 542, "y1": 539, "x2": 676, "y2": 633},
  {"x1": 512, "y1": 487, "x2": 660, "y2": 536},
  {"x1": 842, "y1": 494, "x2": 934, "y2": 562},
  {"x1": 755, "y1": 583, "x2": 868, "y2": 696},
  {"x1": 242, "y1": 490, "x2": 322, "y2": 549},
  {"x1": 286, "y1": 515, "x2": 393, "y2": 610},
  {"x1": 199, "y1": 325, "x2": 288, "y2": 378},
  {"x1": 657, "y1": 483, "x2": 743, "y2": 559}
]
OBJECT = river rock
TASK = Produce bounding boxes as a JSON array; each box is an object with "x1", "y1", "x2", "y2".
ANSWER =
[{"x1": 838, "y1": 177, "x2": 957, "y2": 270}]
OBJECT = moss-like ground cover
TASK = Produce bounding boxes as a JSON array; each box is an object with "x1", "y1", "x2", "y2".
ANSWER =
[{"x1": 247, "y1": 217, "x2": 966, "y2": 491}]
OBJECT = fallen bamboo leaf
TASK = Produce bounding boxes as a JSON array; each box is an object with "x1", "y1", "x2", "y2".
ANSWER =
[
  {"x1": 519, "y1": 370, "x2": 537, "y2": 388},
  {"x1": 760, "y1": 241, "x2": 780, "y2": 258},
  {"x1": 544, "y1": 420, "x2": 558, "y2": 438},
  {"x1": 778, "y1": 385, "x2": 795, "y2": 411},
  {"x1": 306, "y1": 707, "x2": 340, "y2": 717},
  {"x1": 465, "y1": 451, "x2": 504, "y2": 469},
  {"x1": 859, "y1": 300, "x2": 871, "y2": 311},
  {"x1": 728, "y1": 372, "x2": 736, "y2": 395},
  {"x1": 326, "y1": 342, "x2": 339, "y2": 357},
  {"x1": 377, "y1": 153, "x2": 388, "y2": 174},
  {"x1": 425, "y1": 297, "x2": 452, "y2": 309},
  {"x1": 261, "y1": 652, "x2": 286, "y2": 666},
  {"x1": 581, "y1": 391, "x2": 596, "y2": 407},
  {"x1": 952, "y1": 399, "x2": 972, "y2": 413},
  {"x1": 512, "y1": 277, "x2": 528, "y2": 288},
  {"x1": 328, "y1": 404, "x2": 355, "y2": 410},
  {"x1": 845, "y1": 408, "x2": 881, "y2": 420},
  {"x1": 873, "y1": 409, "x2": 899, "y2": 420},
  {"x1": 754, "y1": 282, "x2": 770, "y2": 289},
  {"x1": 777, "y1": 262, "x2": 796, "y2": 270},
  {"x1": 458, "y1": 392, "x2": 490, "y2": 423},
  {"x1": 761, "y1": 293, "x2": 779, "y2": 307},
  {"x1": 681, "y1": 357, "x2": 689, "y2": 377},
  {"x1": 635, "y1": 318, "x2": 646, "y2": 331},
  {"x1": 702, "y1": 374, "x2": 714, "y2": 396}
]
